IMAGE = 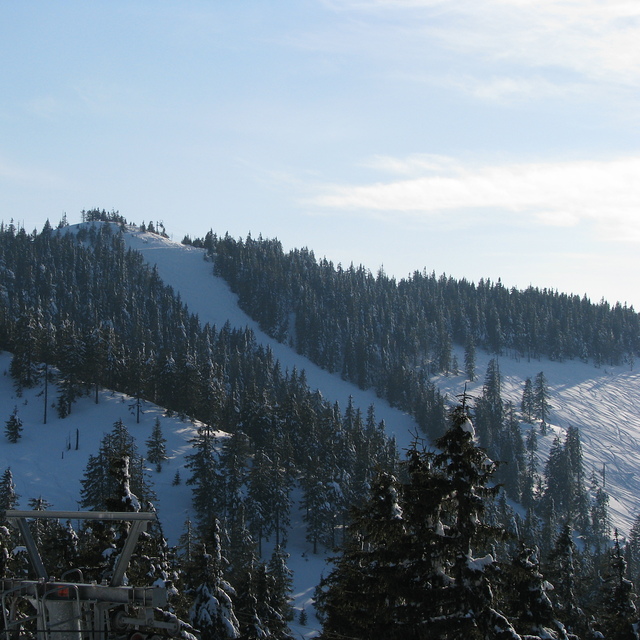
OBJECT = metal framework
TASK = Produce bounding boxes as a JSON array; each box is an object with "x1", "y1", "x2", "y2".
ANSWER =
[{"x1": 0, "y1": 511, "x2": 191, "y2": 640}]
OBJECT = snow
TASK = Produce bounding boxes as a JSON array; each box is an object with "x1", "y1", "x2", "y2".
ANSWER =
[{"x1": 3, "y1": 223, "x2": 640, "y2": 637}]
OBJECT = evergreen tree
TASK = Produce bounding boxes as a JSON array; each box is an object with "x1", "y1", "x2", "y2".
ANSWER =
[
  {"x1": 521, "y1": 377, "x2": 535, "y2": 423},
  {"x1": 80, "y1": 418, "x2": 154, "y2": 511},
  {"x1": 627, "y1": 514, "x2": 640, "y2": 584},
  {"x1": 522, "y1": 426, "x2": 539, "y2": 510},
  {"x1": 597, "y1": 531, "x2": 639, "y2": 640},
  {"x1": 473, "y1": 358, "x2": 503, "y2": 456},
  {"x1": 4, "y1": 407, "x2": 23, "y2": 443},
  {"x1": 506, "y1": 543, "x2": 573, "y2": 640},
  {"x1": 146, "y1": 417, "x2": 168, "y2": 472},
  {"x1": 589, "y1": 468, "x2": 611, "y2": 555},
  {"x1": 267, "y1": 545, "x2": 294, "y2": 625},
  {"x1": 0, "y1": 467, "x2": 20, "y2": 521},
  {"x1": 533, "y1": 371, "x2": 552, "y2": 424},
  {"x1": 189, "y1": 520, "x2": 240, "y2": 640},
  {"x1": 185, "y1": 425, "x2": 222, "y2": 526},
  {"x1": 544, "y1": 524, "x2": 584, "y2": 636},
  {"x1": 318, "y1": 402, "x2": 520, "y2": 640},
  {"x1": 465, "y1": 335, "x2": 477, "y2": 381}
]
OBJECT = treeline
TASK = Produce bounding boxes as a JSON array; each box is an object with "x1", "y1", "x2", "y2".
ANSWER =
[
  {"x1": 0, "y1": 418, "x2": 295, "y2": 640},
  {"x1": 0, "y1": 220, "x2": 399, "y2": 552},
  {"x1": 203, "y1": 232, "x2": 640, "y2": 394},
  {"x1": 317, "y1": 402, "x2": 640, "y2": 640}
]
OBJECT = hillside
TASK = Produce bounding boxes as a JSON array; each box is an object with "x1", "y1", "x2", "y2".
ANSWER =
[
  {"x1": 129, "y1": 226, "x2": 640, "y2": 534},
  {"x1": 2, "y1": 222, "x2": 640, "y2": 637}
]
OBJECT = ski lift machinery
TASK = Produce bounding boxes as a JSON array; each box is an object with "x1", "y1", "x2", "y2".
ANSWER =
[{"x1": 1, "y1": 510, "x2": 193, "y2": 640}]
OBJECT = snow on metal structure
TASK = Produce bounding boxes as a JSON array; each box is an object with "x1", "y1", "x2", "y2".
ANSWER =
[{"x1": 1, "y1": 510, "x2": 194, "y2": 640}]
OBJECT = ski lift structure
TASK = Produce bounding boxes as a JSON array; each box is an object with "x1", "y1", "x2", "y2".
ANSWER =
[{"x1": 1, "y1": 510, "x2": 194, "y2": 640}]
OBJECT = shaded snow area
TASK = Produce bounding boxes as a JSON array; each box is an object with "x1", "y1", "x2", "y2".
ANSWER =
[
  {"x1": 0, "y1": 354, "x2": 324, "y2": 637},
  {"x1": 434, "y1": 349, "x2": 640, "y2": 535},
  {"x1": 3, "y1": 225, "x2": 640, "y2": 638},
  {"x1": 127, "y1": 228, "x2": 640, "y2": 536}
]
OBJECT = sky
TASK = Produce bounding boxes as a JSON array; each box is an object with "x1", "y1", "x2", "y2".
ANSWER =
[{"x1": 2, "y1": 1, "x2": 640, "y2": 307}]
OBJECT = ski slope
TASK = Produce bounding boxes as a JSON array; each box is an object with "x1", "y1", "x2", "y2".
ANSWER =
[
  {"x1": 127, "y1": 227, "x2": 640, "y2": 535},
  {"x1": 3, "y1": 223, "x2": 640, "y2": 637}
]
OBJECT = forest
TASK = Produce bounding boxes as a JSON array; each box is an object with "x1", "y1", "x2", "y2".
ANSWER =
[{"x1": 1, "y1": 215, "x2": 640, "y2": 638}]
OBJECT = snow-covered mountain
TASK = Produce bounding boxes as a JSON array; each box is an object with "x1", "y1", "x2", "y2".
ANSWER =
[
  {"x1": 125, "y1": 227, "x2": 640, "y2": 534},
  {"x1": 2, "y1": 223, "x2": 640, "y2": 636}
]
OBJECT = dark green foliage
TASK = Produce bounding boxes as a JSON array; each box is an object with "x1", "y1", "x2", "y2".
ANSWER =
[
  {"x1": 185, "y1": 425, "x2": 222, "y2": 527},
  {"x1": 0, "y1": 468, "x2": 20, "y2": 522},
  {"x1": 521, "y1": 377, "x2": 534, "y2": 422},
  {"x1": 534, "y1": 371, "x2": 552, "y2": 423},
  {"x1": 596, "y1": 531, "x2": 639, "y2": 640},
  {"x1": 80, "y1": 418, "x2": 154, "y2": 511},
  {"x1": 146, "y1": 417, "x2": 168, "y2": 472},
  {"x1": 465, "y1": 335, "x2": 477, "y2": 381},
  {"x1": 209, "y1": 232, "x2": 640, "y2": 392},
  {"x1": 317, "y1": 402, "x2": 519, "y2": 640},
  {"x1": 4, "y1": 406, "x2": 22, "y2": 443},
  {"x1": 189, "y1": 519, "x2": 240, "y2": 640}
]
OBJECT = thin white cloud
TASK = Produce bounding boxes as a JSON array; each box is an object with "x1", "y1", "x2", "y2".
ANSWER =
[
  {"x1": 309, "y1": 155, "x2": 640, "y2": 240},
  {"x1": 320, "y1": 0, "x2": 640, "y2": 90}
]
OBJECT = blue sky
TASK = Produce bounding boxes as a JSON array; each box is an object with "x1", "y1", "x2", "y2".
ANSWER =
[{"x1": 2, "y1": 1, "x2": 640, "y2": 307}]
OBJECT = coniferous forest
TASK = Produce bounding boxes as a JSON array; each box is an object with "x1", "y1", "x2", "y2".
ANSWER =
[{"x1": 2, "y1": 214, "x2": 640, "y2": 638}]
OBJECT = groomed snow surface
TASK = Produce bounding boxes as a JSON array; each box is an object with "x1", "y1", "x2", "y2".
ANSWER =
[{"x1": 2, "y1": 224, "x2": 640, "y2": 637}]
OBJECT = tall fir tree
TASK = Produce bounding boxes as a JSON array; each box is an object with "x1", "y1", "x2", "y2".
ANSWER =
[
  {"x1": 146, "y1": 417, "x2": 168, "y2": 472},
  {"x1": 4, "y1": 407, "x2": 23, "y2": 444},
  {"x1": 189, "y1": 520, "x2": 240, "y2": 640}
]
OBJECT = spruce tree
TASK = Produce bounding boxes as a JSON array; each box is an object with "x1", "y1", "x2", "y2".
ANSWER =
[
  {"x1": 318, "y1": 402, "x2": 521, "y2": 640},
  {"x1": 189, "y1": 520, "x2": 240, "y2": 640},
  {"x1": 146, "y1": 417, "x2": 168, "y2": 472},
  {"x1": 597, "y1": 531, "x2": 639, "y2": 640},
  {"x1": 185, "y1": 425, "x2": 222, "y2": 526},
  {"x1": 0, "y1": 467, "x2": 20, "y2": 522},
  {"x1": 521, "y1": 377, "x2": 534, "y2": 423},
  {"x1": 533, "y1": 371, "x2": 552, "y2": 424},
  {"x1": 506, "y1": 543, "x2": 573, "y2": 640},
  {"x1": 5, "y1": 407, "x2": 23, "y2": 443},
  {"x1": 465, "y1": 335, "x2": 477, "y2": 381}
]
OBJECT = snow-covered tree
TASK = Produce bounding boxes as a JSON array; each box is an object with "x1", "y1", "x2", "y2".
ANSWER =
[
  {"x1": 146, "y1": 417, "x2": 168, "y2": 472},
  {"x1": 4, "y1": 407, "x2": 23, "y2": 443},
  {"x1": 0, "y1": 467, "x2": 20, "y2": 521},
  {"x1": 189, "y1": 520, "x2": 240, "y2": 640},
  {"x1": 533, "y1": 371, "x2": 552, "y2": 423}
]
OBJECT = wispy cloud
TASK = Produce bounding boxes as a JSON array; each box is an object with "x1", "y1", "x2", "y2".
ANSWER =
[
  {"x1": 308, "y1": 155, "x2": 640, "y2": 240},
  {"x1": 319, "y1": 0, "x2": 640, "y2": 96}
]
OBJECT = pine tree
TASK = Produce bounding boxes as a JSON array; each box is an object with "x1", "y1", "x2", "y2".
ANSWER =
[
  {"x1": 80, "y1": 418, "x2": 154, "y2": 511},
  {"x1": 522, "y1": 426, "x2": 539, "y2": 510},
  {"x1": 597, "y1": 531, "x2": 639, "y2": 640},
  {"x1": 4, "y1": 407, "x2": 23, "y2": 443},
  {"x1": 318, "y1": 402, "x2": 520, "y2": 640},
  {"x1": 267, "y1": 545, "x2": 294, "y2": 625},
  {"x1": 544, "y1": 524, "x2": 584, "y2": 636},
  {"x1": 465, "y1": 334, "x2": 477, "y2": 381},
  {"x1": 316, "y1": 471, "x2": 408, "y2": 639},
  {"x1": 185, "y1": 425, "x2": 222, "y2": 526},
  {"x1": 627, "y1": 514, "x2": 640, "y2": 584},
  {"x1": 146, "y1": 417, "x2": 168, "y2": 472},
  {"x1": 589, "y1": 468, "x2": 611, "y2": 555},
  {"x1": 189, "y1": 520, "x2": 240, "y2": 640},
  {"x1": 506, "y1": 543, "x2": 572, "y2": 640},
  {"x1": 521, "y1": 377, "x2": 535, "y2": 423},
  {"x1": 0, "y1": 467, "x2": 20, "y2": 521},
  {"x1": 533, "y1": 371, "x2": 552, "y2": 424}
]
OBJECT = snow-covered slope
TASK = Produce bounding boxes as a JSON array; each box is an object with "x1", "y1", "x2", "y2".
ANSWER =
[
  {"x1": 126, "y1": 228, "x2": 640, "y2": 535},
  {"x1": 124, "y1": 227, "x2": 420, "y2": 453},
  {"x1": 2, "y1": 224, "x2": 640, "y2": 636}
]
